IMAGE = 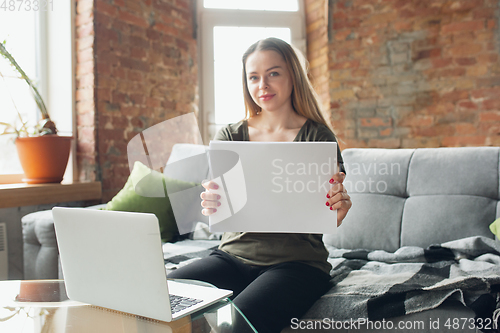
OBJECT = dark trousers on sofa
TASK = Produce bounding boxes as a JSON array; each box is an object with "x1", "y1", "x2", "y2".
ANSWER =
[{"x1": 168, "y1": 249, "x2": 331, "y2": 333}]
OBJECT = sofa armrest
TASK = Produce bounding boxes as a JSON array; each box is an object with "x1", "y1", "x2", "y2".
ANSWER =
[
  {"x1": 22, "y1": 204, "x2": 106, "y2": 280},
  {"x1": 22, "y1": 210, "x2": 59, "y2": 280}
]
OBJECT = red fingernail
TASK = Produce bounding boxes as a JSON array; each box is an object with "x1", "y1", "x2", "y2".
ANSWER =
[
  {"x1": 330, "y1": 206, "x2": 333, "y2": 210},
  {"x1": 213, "y1": 208, "x2": 217, "y2": 212},
  {"x1": 217, "y1": 195, "x2": 221, "y2": 200},
  {"x1": 329, "y1": 179, "x2": 333, "y2": 184},
  {"x1": 217, "y1": 202, "x2": 221, "y2": 206},
  {"x1": 326, "y1": 202, "x2": 330, "y2": 206},
  {"x1": 326, "y1": 194, "x2": 330, "y2": 198},
  {"x1": 214, "y1": 184, "x2": 219, "y2": 189}
]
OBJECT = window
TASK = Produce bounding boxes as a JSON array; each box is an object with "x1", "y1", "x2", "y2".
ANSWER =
[
  {"x1": 0, "y1": 11, "x2": 38, "y2": 176},
  {"x1": 213, "y1": 26, "x2": 292, "y2": 126},
  {"x1": 0, "y1": 3, "x2": 74, "y2": 183},
  {"x1": 198, "y1": 0, "x2": 305, "y2": 143}
]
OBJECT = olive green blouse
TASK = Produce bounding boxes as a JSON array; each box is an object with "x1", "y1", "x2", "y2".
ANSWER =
[{"x1": 214, "y1": 118, "x2": 345, "y2": 274}]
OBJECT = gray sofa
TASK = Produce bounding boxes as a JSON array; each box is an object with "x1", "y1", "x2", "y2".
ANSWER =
[{"x1": 22, "y1": 145, "x2": 500, "y2": 332}]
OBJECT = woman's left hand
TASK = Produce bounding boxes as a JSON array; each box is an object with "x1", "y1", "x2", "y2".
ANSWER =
[{"x1": 326, "y1": 172, "x2": 351, "y2": 227}]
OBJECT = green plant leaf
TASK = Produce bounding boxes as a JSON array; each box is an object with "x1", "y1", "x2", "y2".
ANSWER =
[{"x1": 0, "y1": 42, "x2": 56, "y2": 136}]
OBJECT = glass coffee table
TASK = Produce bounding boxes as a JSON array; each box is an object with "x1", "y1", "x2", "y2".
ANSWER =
[{"x1": 0, "y1": 279, "x2": 257, "y2": 333}]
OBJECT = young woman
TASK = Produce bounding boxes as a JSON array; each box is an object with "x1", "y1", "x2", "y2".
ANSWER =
[{"x1": 169, "y1": 37, "x2": 352, "y2": 333}]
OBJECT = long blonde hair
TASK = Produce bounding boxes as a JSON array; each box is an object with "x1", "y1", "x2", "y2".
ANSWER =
[{"x1": 242, "y1": 37, "x2": 333, "y2": 132}]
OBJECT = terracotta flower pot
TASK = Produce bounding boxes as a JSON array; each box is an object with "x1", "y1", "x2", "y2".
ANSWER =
[{"x1": 15, "y1": 135, "x2": 73, "y2": 184}]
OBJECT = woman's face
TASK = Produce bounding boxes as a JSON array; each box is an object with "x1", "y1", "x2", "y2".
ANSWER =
[{"x1": 245, "y1": 50, "x2": 293, "y2": 114}]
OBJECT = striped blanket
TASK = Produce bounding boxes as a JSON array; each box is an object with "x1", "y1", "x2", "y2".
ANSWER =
[
  {"x1": 163, "y1": 239, "x2": 220, "y2": 271},
  {"x1": 307, "y1": 236, "x2": 500, "y2": 331},
  {"x1": 162, "y1": 236, "x2": 500, "y2": 331}
]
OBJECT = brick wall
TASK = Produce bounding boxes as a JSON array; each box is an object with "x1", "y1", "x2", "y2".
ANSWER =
[
  {"x1": 76, "y1": 0, "x2": 97, "y2": 182},
  {"x1": 75, "y1": 0, "x2": 198, "y2": 201},
  {"x1": 306, "y1": 0, "x2": 500, "y2": 148},
  {"x1": 306, "y1": 0, "x2": 331, "y2": 116}
]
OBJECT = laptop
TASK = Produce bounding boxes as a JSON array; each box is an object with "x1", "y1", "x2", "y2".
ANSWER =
[{"x1": 52, "y1": 207, "x2": 232, "y2": 322}]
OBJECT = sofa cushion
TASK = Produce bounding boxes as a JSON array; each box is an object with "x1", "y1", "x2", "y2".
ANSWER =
[
  {"x1": 105, "y1": 161, "x2": 199, "y2": 242},
  {"x1": 407, "y1": 147, "x2": 499, "y2": 198},
  {"x1": 342, "y1": 148, "x2": 414, "y2": 197},
  {"x1": 490, "y1": 217, "x2": 500, "y2": 237},
  {"x1": 323, "y1": 193, "x2": 405, "y2": 251},
  {"x1": 323, "y1": 148, "x2": 414, "y2": 251},
  {"x1": 401, "y1": 147, "x2": 499, "y2": 248},
  {"x1": 401, "y1": 196, "x2": 496, "y2": 248},
  {"x1": 324, "y1": 147, "x2": 500, "y2": 251}
]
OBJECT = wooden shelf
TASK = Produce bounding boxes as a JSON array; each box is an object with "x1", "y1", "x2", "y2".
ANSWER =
[{"x1": 0, "y1": 181, "x2": 102, "y2": 208}]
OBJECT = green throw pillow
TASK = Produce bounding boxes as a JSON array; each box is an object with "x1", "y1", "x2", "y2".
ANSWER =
[
  {"x1": 489, "y1": 217, "x2": 500, "y2": 238},
  {"x1": 105, "y1": 161, "x2": 199, "y2": 242}
]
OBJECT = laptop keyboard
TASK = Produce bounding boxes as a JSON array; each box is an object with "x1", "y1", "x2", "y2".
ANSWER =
[{"x1": 170, "y1": 294, "x2": 203, "y2": 314}]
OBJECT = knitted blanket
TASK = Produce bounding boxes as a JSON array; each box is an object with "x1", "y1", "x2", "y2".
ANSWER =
[
  {"x1": 162, "y1": 237, "x2": 500, "y2": 331},
  {"x1": 305, "y1": 236, "x2": 500, "y2": 331},
  {"x1": 163, "y1": 239, "x2": 220, "y2": 271}
]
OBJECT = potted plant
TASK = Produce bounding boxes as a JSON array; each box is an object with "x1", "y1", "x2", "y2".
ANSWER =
[{"x1": 0, "y1": 42, "x2": 72, "y2": 184}]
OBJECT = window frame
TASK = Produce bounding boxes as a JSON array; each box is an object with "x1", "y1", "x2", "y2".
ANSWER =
[{"x1": 197, "y1": 0, "x2": 306, "y2": 144}]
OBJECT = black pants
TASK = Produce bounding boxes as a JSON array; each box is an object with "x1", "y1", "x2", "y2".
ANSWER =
[{"x1": 168, "y1": 249, "x2": 332, "y2": 333}]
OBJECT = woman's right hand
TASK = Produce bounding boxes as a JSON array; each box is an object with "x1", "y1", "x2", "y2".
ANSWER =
[{"x1": 200, "y1": 180, "x2": 221, "y2": 216}]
